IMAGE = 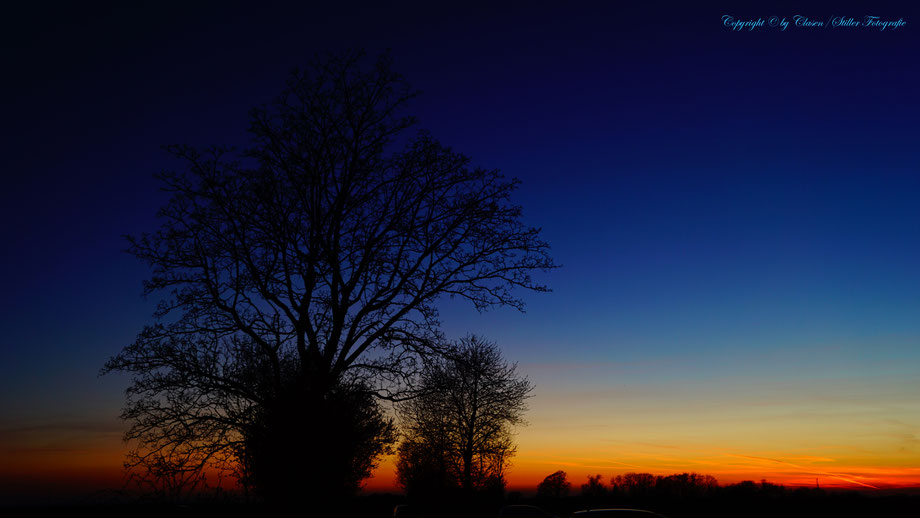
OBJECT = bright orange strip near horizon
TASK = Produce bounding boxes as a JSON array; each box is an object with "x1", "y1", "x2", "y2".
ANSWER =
[
  {"x1": 6, "y1": 448, "x2": 918, "y2": 496},
  {"x1": 4, "y1": 432, "x2": 919, "y2": 496},
  {"x1": 365, "y1": 348, "x2": 920, "y2": 492},
  {"x1": 365, "y1": 448, "x2": 920, "y2": 492},
  {"x1": 6, "y1": 344, "x2": 920, "y2": 496}
]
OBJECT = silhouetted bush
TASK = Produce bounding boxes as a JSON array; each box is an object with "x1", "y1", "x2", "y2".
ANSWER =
[
  {"x1": 238, "y1": 378, "x2": 395, "y2": 504},
  {"x1": 537, "y1": 470, "x2": 572, "y2": 499}
]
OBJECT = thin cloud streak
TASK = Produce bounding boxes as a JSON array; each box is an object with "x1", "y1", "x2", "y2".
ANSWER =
[{"x1": 728, "y1": 454, "x2": 879, "y2": 489}]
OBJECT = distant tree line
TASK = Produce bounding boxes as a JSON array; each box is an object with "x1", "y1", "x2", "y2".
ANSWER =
[
  {"x1": 537, "y1": 470, "x2": 719, "y2": 502},
  {"x1": 528, "y1": 470, "x2": 916, "y2": 518}
]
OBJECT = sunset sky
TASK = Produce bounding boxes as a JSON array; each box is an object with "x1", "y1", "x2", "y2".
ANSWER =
[{"x1": 3, "y1": 1, "x2": 920, "y2": 503}]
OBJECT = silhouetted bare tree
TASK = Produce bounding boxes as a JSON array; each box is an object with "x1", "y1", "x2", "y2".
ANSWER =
[
  {"x1": 102, "y1": 51, "x2": 554, "y2": 503},
  {"x1": 396, "y1": 336, "x2": 532, "y2": 496}
]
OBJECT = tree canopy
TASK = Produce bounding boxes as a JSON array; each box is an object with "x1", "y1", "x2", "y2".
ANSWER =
[{"x1": 102, "y1": 51, "x2": 554, "y2": 502}]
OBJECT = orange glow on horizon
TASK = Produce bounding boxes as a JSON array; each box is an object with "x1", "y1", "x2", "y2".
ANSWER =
[
  {"x1": 5, "y1": 415, "x2": 919, "y2": 497},
  {"x1": 4, "y1": 449, "x2": 920, "y2": 498},
  {"x1": 363, "y1": 451, "x2": 920, "y2": 493}
]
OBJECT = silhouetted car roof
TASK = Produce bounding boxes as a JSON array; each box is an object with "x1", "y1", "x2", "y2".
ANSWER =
[
  {"x1": 570, "y1": 510, "x2": 668, "y2": 518},
  {"x1": 499, "y1": 504, "x2": 561, "y2": 518}
]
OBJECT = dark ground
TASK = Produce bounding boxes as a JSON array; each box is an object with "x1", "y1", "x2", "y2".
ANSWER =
[{"x1": 3, "y1": 488, "x2": 919, "y2": 517}]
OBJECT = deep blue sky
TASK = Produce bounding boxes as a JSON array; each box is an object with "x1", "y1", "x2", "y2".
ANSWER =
[{"x1": 2, "y1": 0, "x2": 919, "y2": 495}]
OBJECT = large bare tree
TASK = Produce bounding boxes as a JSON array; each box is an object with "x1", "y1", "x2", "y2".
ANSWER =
[{"x1": 103, "y1": 51, "x2": 554, "y2": 502}]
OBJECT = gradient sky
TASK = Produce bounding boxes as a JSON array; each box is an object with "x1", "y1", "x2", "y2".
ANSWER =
[{"x1": 3, "y1": 1, "x2": 920, "y2": 502}]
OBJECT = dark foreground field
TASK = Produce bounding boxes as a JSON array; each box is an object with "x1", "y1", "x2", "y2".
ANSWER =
[{"x1": 4, "y1": 488, "x2": 920, "y2": 518}]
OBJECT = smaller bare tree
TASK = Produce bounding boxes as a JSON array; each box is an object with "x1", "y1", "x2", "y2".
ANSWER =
[{"x1": 396, "y1": 336, "x2": 532, "y2": 495}]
